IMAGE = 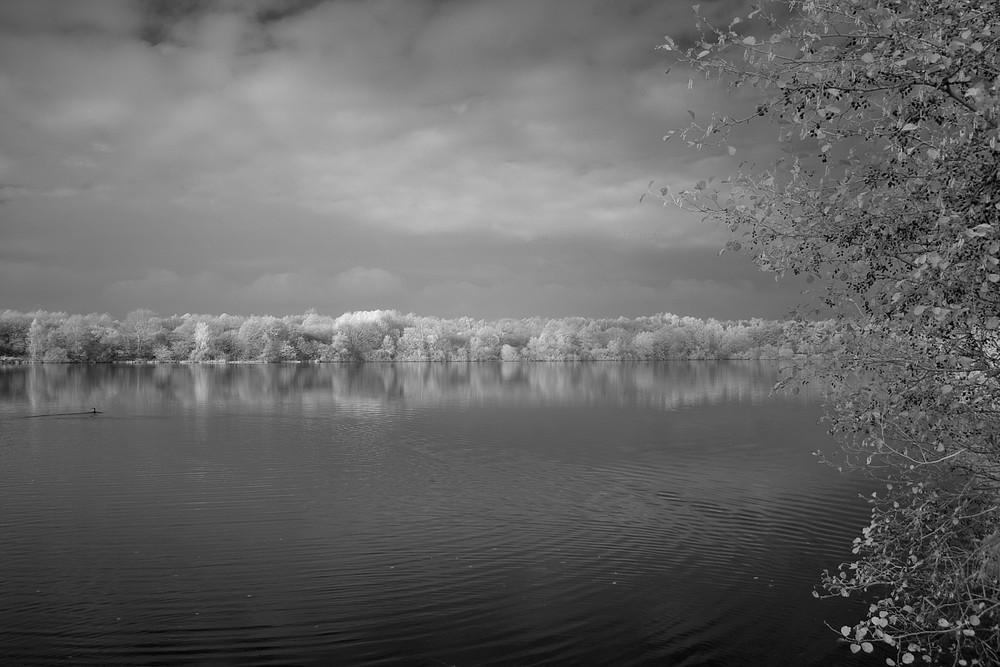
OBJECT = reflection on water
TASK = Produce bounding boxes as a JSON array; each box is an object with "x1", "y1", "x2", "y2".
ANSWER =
[
  {"x1": 1, "y1": 361, "x2": 805, "y2": 416},
  {"x1": 0, "y1": 362, "x2": 871, "y2": 666}
]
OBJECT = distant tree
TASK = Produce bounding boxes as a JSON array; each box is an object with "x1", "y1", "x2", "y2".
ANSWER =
[
  {"x1": 301, "y1": 310, "x2": 335, "y2": 345},
  {"x1": 470, "y1": 326, "x2": 502, "y2": 361},
  {"x1": 365, "y1": 335, "x2": 395, "y2": 362},
  {"x1": 333, "y1": 310, "x2": 400, "y2": 361},
  {"x1": 395, "y1": 324, "x2": 431, "y2": 361},
  {"x1": 500, "y1": 343, "x2": 521, "y2": 361},
  {"x1": 27, "y1": 318, "x2": 47, "y2": 361},
  {"x1": 656, "y1": 0, "x2": 1000, "y2": 662},
  {"x1": 236, "y1": 315, "x2": 291, "y2": 361},
  {"x1": 0, "y1": 311, "x2": 31, "y2": 357},
  {"x1": 214, "y1": 329, "x2": 241, "y2": 360},
  {"x1": 60, "y1": 314, "x2": 97, "y2": 362},
  {"x1": 189, "y1": 321, "x2": 213, "y2": 361},
  {"x1": 120, "y1": 309, "x2": 162, "y2": 359},
  {"x1": 604, "y1": 327, "x2": 639, "y2": 361},
  {"x1": 719, "y1": 325, "x2": 753, "y2": 359},
  {"x1": 6, "y1": 309, "x2": 812, "y2": 364}
]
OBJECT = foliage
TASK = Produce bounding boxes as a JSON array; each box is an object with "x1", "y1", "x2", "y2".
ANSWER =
[
  {"x1": 654, "y1": 0, "x2": 1000, "y2": 663},
  {"x1": 0, "y1": 310, "x2": 31, "y2": 358},
  {"x1": 0, "y1": 308, "x2": 831, "y2": 364},
  {"x1": 121, "y1": 308, "x2": 163, "y2": 360}
]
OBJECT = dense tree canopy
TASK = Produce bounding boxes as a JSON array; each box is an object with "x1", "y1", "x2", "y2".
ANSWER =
[
  {"x1": 656, "y1": 0, "x2": 999, "y2": 663},
  {"x1": 0, "y1": 308, "x2": 828, "y2": 364}
]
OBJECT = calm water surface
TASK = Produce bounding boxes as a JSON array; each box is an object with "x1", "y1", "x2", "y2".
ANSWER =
[{"x1": 0, "y1": 362, "x2": 876, "y2": 666}]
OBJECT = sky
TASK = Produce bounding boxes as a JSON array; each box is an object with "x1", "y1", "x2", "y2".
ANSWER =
[{"x1": 0, "y1": 0, "x2": 806, "y2": 320}]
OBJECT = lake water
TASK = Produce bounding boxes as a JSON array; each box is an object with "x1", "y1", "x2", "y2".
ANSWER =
[{"x1": 0, "y1": 362, "x2": 876, "y2": 666}]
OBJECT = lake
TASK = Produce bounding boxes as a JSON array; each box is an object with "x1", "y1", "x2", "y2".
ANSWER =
[{"x1": 0, "y1": 362, "x2": 876, "y2": 666}]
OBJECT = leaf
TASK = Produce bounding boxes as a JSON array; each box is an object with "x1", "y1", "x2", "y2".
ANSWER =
[
  {"x1": 742, "y1": 36, "x2": 756, "y2": 46},
  {"x1": 861, "y1": 642, "x2": 873, "y2": 653},
  {"x1": 850, "y1": 643, "x2": 861, "y2": 654},
  {"x1": 861, "y1": 52, "x2": 875, "y2": 64},
  {"x1": 727, "y1": 145, "x2": 737, "y2": 156},
  {"x1": 841, "y1": 626, "x2": 852, "y2": 637},
  {"x1": 901, "y1": 123, "x2": 919, "y2": 132},
  {"x1": 927, "y1": 148, "x2": 940, "y2": 159}
]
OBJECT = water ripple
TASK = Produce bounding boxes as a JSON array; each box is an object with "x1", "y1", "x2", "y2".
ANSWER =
[{"x1": 0, "y1": 363, "x2": 874, "y2": 666}]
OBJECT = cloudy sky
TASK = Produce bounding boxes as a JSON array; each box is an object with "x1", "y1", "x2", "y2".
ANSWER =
[{"x1": 0, "y1": 0, "x2": 804, "y2": 320}]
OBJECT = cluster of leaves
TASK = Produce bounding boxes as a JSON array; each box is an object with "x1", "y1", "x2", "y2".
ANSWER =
[
  {"x1": 812, "y1": 325, "x2": 1000, "y2": 665},
  {"x1": 655, "y1": 0, "x2": 1000, "y2": 663},
  {"x1": 0, "y1": 308, "x2": 827, "y2": 364}
]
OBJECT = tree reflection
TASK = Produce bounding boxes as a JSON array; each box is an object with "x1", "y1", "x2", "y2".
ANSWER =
[{"x1": 1, "y1": 362, "x2": 818, "y2": 417}]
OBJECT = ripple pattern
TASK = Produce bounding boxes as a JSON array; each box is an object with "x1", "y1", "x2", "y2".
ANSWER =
[{"x1": 0, "y1": 363, "x2": 875, "y2": 666}]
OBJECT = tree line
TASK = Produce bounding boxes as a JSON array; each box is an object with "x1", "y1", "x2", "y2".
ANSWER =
[{"x1": 0, "y1": 308, "x2": 835, "y2": 363}]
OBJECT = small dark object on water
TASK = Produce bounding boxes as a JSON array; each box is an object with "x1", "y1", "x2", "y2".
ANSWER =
[{"x1": 23, "y1": 408, "x2": 103, "y2": 418}]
